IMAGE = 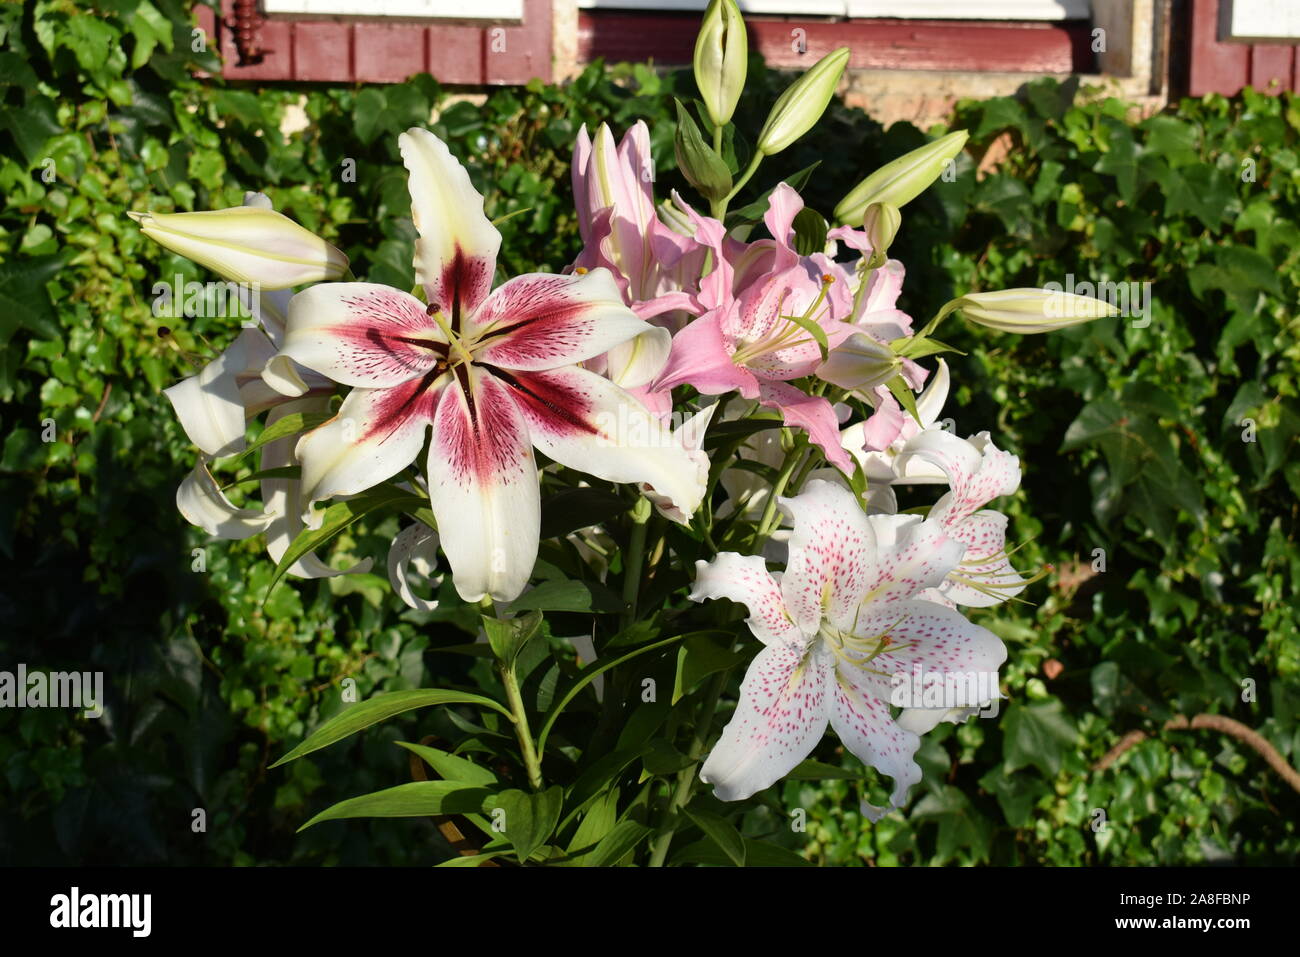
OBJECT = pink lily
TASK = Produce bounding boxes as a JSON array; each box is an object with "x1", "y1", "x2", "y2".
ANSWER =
[
  {"x1": 572, "y1": 122, "x2": 708, "y2": 387},
  {"x1": 689, "y1": 479, "x2": 1006, "y2": 818},
  {"x1": 652, "y1": 184, "x2": 857, "y2": 471},
  {"x1": 276, "y1": 129, "x2": 706, "y2": 603}
]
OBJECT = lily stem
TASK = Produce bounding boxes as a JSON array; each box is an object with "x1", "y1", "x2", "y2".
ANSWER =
[
  {"x1": 621, "y1": 497, "x2": 652, "y2": 631},
  {"x1": 500, "y1": 662, "x2": 544, "y2": 791},
  {"x1": 647, "y1": 666, "x2": 730, "y2": 867},
  {"x1": 754, "y1": 441, "x2": 808, "y2": 547}
]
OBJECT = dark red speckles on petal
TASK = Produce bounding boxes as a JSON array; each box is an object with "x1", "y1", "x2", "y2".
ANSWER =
[
  {"x1": 487, "y1": 367, "x2": 600, "y2": 440},
  {"x1": 361, "y1": 369, "x2": 444, "y2": 446},
  {"x1": 434, "y1": 368, "x2": 533, "y2": 485}
]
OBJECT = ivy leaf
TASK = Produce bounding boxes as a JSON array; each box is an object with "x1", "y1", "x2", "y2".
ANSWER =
[
  {"x1": 1002, "y1": 701, "x2": 1078, "y2": 777},
  {"x1": 0, "y1": 253, "x2": 68, "y2": 343}
]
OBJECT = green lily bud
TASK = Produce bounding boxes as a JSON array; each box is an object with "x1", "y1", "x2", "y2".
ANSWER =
[
  {"x1": 674, "y1": 101, "x2": 733, "y2": 201},
  {"x1": 694, "y1": 0, "x2": 747, "y2": 128},
  {"x1": 755, "y1": 47, "x2": 850, "y2": 157},
  {"x1": 862, "y1": 202, "x2": 900, "y2": 264},
  {"x1": 834, "y1": 130, "x2": 968, "y2": 225},
  {"x1": 950, "y1": 287, "x2": 1119, "y2": 334}
]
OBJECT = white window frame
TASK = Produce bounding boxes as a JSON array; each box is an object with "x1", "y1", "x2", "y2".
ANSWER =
[
  {"x1": 262, "y1": 0, "x2": 526, "y2": 19},
  {"x1": 576, "y1": 0, "x2": 1092, "y2": 19}
]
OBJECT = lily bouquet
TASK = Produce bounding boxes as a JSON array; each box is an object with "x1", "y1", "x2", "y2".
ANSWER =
[{"x1": 136, "y1": 0, "x2": 1115, "y2": 866}]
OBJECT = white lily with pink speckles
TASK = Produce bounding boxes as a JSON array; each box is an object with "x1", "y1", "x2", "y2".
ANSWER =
[
  {"x1": 689, "y1": 479, "x2": 1007, "y2": 818},
  {"x1": 896, "y1": 428, "x2": 1028, "y2": 607}
]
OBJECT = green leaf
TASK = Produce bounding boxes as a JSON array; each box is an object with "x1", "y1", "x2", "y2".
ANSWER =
[
  {"x1": 563, "y1": 788, "x2": 619, "y2": 866},
  {"x1": 585, "y1": 820, "x2": 651, "y2": 867},
  {"x1": 298, "y1": 781, "x2": 492, "y2": 831},
  {"x1": 265, "y1": 484, "x2": 428, "y2": 597},
  {"x1": 791, "y1": 206, "x2": 828, "y2": 257},
  {"x1": 730, "y1": 163, "x2": 820, "y2": 224},
  {"x1": 271, "y1": 689, "x2": 513, "y2": 767},
  {"x1": 436, "y1": 851, "x2": 512, "y2": 867},
  {"x1": 488, "y1": 787, "x2": 564, "y2": 862},
  {"x1": 0, "y1": 253, "x2": 69, "y2": 343},
  {"x1": 1002, "y1": 700, "x2": 1078, "y2": 777},
  {"x1": 482, "y1": 610, "x2": 543, "y2": 665},
  {"x1": 505, "y1": 579, "x2": 624, "y2": 614},
  {"x1": 886, "y1": 374, "x2": 922, "y2": 426},
  {"x1": 394, "y1": 741, "x2": 499, "y2": 786},
  {"x1": 785, "y1": 758, "x2": 866, "y2": 780},
  {"x1": 235, "y1": 411, "x2": 334, "y2": 461},
  {"x1": 672, "y1": 836, "x2": 812, "y2": 867},
  {"x1": 780, "y1": 310, "x2": 829, "y2": 363},
  {"x1": 672, "y1": 632, "x2": 747, "y2": 704},
  {"x1": 683, "y1": 807, "x2": 746, "y2": 866},
  {"x1": 538, "y1": 486, "x2": 628, "y2": 539}
]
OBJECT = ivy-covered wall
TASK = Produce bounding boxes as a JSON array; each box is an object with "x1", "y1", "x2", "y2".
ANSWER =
[{"x1": 0, "y1": 0, "x2": 1295, "y2": 864}]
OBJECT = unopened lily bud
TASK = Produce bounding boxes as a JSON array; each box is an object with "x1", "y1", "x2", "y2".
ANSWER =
[
  {"x1": 834, "y1": 130, "x2": 968, "y2": 225},
  {"x1": 951, "y1": 288, "x2": 1119, "y2": 334},
  {"x1": 862, "y1": 202, "x2": 901, "y2": 262},
  {"x1": 816, "y1": 332, "x2": 901, "y2": 392},
  {"x1": 694, "y1": 0, "x2": 747, "y2": 128},
  {"x1": 756, "y1": 47, "x2": 850, "y2": 157},
  {"x1": 129, "y1": 206, "x2": 349, "y2": 289}
]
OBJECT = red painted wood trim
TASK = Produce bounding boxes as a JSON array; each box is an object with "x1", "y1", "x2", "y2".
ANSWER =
[
  {"x1": 1187, "y1": 0, "x2": 1298, "y2": 95},
  {"x1": 577, "y1": 12, "x2": 1095, "y2": 74},
  {"x1": 210, "y1": 0, "x2": 551, "y2": 85}
]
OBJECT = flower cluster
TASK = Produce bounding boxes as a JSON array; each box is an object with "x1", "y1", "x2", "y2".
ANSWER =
[{"x1": 133, "y1": 0, "x2": 1116, "y2": 820}]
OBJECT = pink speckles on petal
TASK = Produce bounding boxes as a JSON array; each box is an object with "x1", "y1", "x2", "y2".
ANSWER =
[
  {"x1": 471, "y1": 270, "x2": 647, "y2": 372},
  {"x1": 779, "y1": 479, "x2": 876, "y2": 633},
  {"x1": 700, "y1": 643, "x2": 831, "y2": 801},
  {"x1": 690, "y1": 553, "x2": 805, "y2": 649}
]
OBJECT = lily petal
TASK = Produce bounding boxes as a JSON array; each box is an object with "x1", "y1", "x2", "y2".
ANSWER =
[
  {"x1": 689, "y1": 553, "x2": 802, "y2": 647},
  {"x1": 700, "y1": 642, "x2": 830, "y2": 801},
  {"x1": 499, "y1": 365, "x2": 708, "y2": 522},
  {"x1": 426, "y1": 367, "x2": 539, "y2": 602},
  {"x1": 164, "y1": 328, "x2": 278, "y2": 457},
  {"x1": 388, "y1": 522, "x2": 443, "y2": 611},
  {"x1": 295, "y1": 374, "x2": 442, "y2": 526},
  {"x1": 471, "y1": 268, "x2": 648, "y2": 371},
  {"x1": 860, "y1": 513, "x2": 967, "y2": 605},
  {"x1": 281, "y1": 282, "x2": 446, "y2": 388},
  {"x1": 777, "y1": 478, "x2": 877, "y2": 634},
  {"x1": 261, "y1": 398, "x2": 374, "y2": 579},
  {"x1": 400, "y1": 127, "x2": 502, "y2": 323},
  {"x1": 826, "y1": 662, "x2": 921, "y2": 820},
  {"x1": 757, "y1": 380, "x2": 855, "y2": 474},
  {"x1": 176, "y1": 459, "x2": 276, "y2": 539}
]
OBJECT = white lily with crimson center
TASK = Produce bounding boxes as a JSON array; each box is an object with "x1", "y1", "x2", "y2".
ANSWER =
[{"x1": 278, "y1": 128, "x2": 706, "y2": 602}]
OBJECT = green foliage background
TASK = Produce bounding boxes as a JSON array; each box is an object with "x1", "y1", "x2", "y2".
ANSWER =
[{"x1": 0, "y1": 0, "x2": 1296, "y2": 865}]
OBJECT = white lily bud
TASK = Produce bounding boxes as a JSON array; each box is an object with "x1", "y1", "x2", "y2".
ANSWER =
[
  {"x1": 129, "y1": 206, "x2": 349, "y2": 289},
  {"x1": 834, "y1": 130, "x2": 968, "y2": 225},
  {"x1": 755, "y1": 47, "x2": 850, "y2": 157},
  {"x1": 953, "y1": 288, "x2": 1119, "y2": 334},
  {"x1": 694, "y1": 0, "x2": 747, "y2": 128},
  {"x1": 816, "y1": 332, "x2": 901, "y2": 391}
]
